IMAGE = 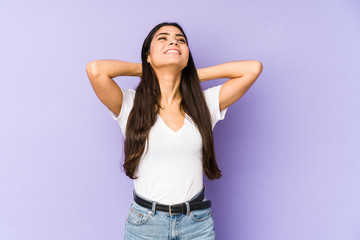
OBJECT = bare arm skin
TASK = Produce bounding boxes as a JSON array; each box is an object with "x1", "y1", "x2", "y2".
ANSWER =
[
  {"x1": 197, "y1": 61, "x2": 263, "y2": 111},
  {"x1": 86, "y1": 60, "x2": 142, "y2": 116},
  {"x1": 86, "y1": 59, "x2": 262, "y2": 115}
]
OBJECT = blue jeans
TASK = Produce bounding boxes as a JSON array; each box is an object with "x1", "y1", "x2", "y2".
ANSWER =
[{"x1": 124, "y1": 187, "x2": 216, "y2": 239}]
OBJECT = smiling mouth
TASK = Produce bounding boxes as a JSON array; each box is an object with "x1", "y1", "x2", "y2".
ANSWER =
[{"x1": 165, "y1": 49, "x2": 181, "y2": 54}]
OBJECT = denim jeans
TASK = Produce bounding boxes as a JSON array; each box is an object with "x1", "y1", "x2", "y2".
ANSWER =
[{"x1": 124, "y1": 187, "x2": 216, "y2": 239}]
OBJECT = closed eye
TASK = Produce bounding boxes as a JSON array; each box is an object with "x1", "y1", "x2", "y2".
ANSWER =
[{"x1": 158, "y1": 37, "x2": 186, "y2": 43}]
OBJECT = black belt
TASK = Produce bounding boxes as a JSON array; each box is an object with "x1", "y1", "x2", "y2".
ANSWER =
[{"x1": 133, "y1": 185, "x2": 211, "y2": 216}]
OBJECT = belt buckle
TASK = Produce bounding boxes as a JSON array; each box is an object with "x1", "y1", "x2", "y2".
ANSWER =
[{"x1": 168, "y1": 204, "x2": 182, "y2": 216}]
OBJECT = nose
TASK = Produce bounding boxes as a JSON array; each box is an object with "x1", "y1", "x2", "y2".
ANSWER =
[{"x1": 169, "y1": 38, "x2": 179, "y2": 46}]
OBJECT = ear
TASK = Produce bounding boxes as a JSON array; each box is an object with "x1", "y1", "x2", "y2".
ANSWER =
[{"x1": 147, "y1": 56, "x2": 151, "y2": 63}]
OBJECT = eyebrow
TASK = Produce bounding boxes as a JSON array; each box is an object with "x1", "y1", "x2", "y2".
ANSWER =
[{"x1": 155, "y1": 32, "x2": 186, "y2": 39}]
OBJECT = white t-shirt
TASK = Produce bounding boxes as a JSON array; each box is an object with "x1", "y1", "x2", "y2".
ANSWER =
[{"x1": 108, "y1": 84, "x2": 228, "y2": 205}]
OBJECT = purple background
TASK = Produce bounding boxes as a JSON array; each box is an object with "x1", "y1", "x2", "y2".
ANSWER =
[{"x1": 1, "y1": 0, "x2": 359, "y2": 239}]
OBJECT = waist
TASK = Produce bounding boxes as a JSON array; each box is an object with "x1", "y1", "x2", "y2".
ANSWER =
[
  {"x1": 133, "y1": 184, "x2": 210, "y2": 215},
  {"x1": 133, "y1": 181, "x2": 204, "y2": 205}
]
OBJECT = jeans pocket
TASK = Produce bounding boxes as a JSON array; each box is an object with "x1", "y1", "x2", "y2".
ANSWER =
[
  {"x1": 190, "y1": 207, "x2": 212, "y2": 222},
  {"x1": 126, "y1": 202, "x2": 151, "y2": 226},
  {"x1": 189, "y1": 196, "x2": 212, "y2": 222}
]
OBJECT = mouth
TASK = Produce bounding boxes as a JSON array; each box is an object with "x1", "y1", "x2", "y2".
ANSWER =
[{"x1": 164, "y1": 49, "x2": 181, "y2": 55}]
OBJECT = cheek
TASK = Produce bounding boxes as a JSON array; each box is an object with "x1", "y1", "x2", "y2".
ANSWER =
[
  {"x1": 183, "y1": 50, "x2": 190, "y2": 60},
  {"x1": 149, "y1": 45, "x2": 163, "y2": 58},
  {"x1": 182, "y1": 47, "x2": 189, "y2": 56}
]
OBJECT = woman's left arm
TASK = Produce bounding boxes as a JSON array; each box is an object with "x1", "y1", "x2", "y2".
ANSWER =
[{"x1": 197, "y1": 61, "x2": 263, "y2": 111}]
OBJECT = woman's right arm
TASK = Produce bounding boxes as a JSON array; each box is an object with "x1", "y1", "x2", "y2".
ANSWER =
[{"x1": 86, "y1": 60, "x2": 142, "y2": 116}]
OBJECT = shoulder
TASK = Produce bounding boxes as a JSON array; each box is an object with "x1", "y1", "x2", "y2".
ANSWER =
[
  {"x1": 203, "y1": 84, "x2": 222, "y2": 94},
  {"x1": 203, "y1": 84, "x2": 223, "y2": 103},
  {"x1": 202, "y1": 84, "x2": 228, "y2": 129},
  {"x1": 119, "y1": 88, "x2": 136, "y2": 108},
  {"x1": 120, "y1": 88, "x2": 136, "y2": 113},
  {"x1": 108, "y1": 88, "x2": 136, "y2": 121},
  {"x1": 121, "y1": 88, "x2": 136, "y2": 99}
]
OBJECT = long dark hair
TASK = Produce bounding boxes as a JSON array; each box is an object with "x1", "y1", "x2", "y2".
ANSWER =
[{"x1": 123, "y1": 22, "x2": 222, "y2": 180}]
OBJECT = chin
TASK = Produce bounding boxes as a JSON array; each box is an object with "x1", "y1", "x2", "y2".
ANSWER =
[{"x1": 156, "y1": 61, "x2": 187, "y2": 70}]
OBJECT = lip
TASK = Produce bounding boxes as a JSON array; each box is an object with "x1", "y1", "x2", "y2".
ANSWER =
[{"x1": 164, "y1": 48, "x2": 181, "y2": 55}]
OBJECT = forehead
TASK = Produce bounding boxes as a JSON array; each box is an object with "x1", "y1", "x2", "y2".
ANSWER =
[{"x1": 153, "y1": 25, "x2": 184, "y2": 38}]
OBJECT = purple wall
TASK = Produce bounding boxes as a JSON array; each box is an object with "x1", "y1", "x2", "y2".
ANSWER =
[{"x1": 1, "y1": 0, "x2": 359, "y2": 239}]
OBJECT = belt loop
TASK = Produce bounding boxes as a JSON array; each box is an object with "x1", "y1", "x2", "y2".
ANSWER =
[
  {"x1": 185, "y1": 201, "x2": 190, "y2": 215},
  {"x1": 169, "y1": 204, "x2": 173, "y2": 217},
  {"x1": 150, "y1": 201, "x2": 157, "y2": 216}
]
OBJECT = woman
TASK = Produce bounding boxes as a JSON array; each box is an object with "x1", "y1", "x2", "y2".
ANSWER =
[{"x1": 86, "y1": 22, "x2": 262, "y2": 239}]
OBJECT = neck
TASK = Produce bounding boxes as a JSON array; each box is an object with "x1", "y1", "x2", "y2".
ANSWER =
[{"x1": 154, "y1": 68, "x2": 182, "y2": 106}]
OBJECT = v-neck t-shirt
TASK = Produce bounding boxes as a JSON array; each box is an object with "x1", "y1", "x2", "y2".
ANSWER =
[{"x1": 108, "y1": 84, "x2": 228, "y2": 205}]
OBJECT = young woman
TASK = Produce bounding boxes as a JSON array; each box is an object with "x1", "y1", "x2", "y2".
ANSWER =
[{"x1": 86, "y1": 22, "x2": 262, "y2": 239}]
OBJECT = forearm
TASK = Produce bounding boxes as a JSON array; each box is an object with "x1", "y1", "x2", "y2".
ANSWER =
[
  {"x1": 88, "y1": 60, "x2": 142, "y2": 78},
  {"x1": 197, "y1": 60, "x2": 262, "y2": 82}
]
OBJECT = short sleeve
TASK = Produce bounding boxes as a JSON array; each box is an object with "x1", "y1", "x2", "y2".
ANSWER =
[
  {"x1": 203, "y1": 84, "x2": 228, "y2": 129},
  {"x1": 108, "y1": 88, "x2": 136, "y2": 136}
]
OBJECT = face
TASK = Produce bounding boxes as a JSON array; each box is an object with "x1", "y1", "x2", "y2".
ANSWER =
[{"x1": 147, "y1": 25, "x2": 189, "y2": 71}]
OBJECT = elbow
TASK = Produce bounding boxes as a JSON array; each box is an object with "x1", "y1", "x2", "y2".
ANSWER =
[
  {"x1": 86, "y1": 60, "x2": 101, "y2": 77},
  {"x1": 245, "y1": 60, "x2": 263, "y2": 78},
  {"x1": 253, "y1": 61, "x2": 263, "y2": 75},
  {"x1": 245, "y1": 61, "x2": 263, "y2": 82}
]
